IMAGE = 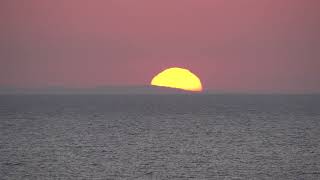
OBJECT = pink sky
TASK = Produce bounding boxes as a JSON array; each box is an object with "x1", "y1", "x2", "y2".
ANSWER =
[{"x1": 1, "y1": 0, "x2": 319, "y2": 92}]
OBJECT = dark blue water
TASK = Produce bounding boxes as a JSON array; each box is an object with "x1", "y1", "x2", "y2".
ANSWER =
[{"x1": 0, "y1": 95, "x2": 320, "y2": 179}]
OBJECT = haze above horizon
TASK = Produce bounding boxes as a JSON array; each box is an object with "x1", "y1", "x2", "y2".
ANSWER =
[{"x1": 1, "y1": 0, "x2": 319, "y2": 93}]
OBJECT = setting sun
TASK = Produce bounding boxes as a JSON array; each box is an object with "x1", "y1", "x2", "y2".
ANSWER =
[{"x1": 151, "y1": 67, "x2": 203, "y2": 92}]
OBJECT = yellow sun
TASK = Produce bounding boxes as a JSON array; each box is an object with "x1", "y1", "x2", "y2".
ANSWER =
[{"x1": 151, "y1": 67, "x2": 203, "y2": 92}]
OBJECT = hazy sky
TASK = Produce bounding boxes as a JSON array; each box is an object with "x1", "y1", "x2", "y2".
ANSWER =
[{"x1": 1, "y1": 0, "x2": 320, "y2": 92}]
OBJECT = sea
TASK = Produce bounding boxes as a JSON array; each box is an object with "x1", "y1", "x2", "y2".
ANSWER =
[{"x1": 0, "y1": 94, "x2": 319, "y2": 179}]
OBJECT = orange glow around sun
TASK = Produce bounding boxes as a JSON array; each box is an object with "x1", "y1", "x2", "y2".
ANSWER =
[{"x1": 151, "y1": 67, "x2": 203, "y2": 92}]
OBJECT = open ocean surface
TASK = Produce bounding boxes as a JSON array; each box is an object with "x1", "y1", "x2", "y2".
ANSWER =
[{"x1": 0, "y1": 94, "x2": 320, "y2": 179}]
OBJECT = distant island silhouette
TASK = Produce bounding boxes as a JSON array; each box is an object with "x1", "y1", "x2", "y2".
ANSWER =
[{"x1": 0, "y1": 86, "x2": 202, "y2": 94}]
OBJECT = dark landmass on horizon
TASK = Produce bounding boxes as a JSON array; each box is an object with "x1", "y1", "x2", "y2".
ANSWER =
[{"x1": 0, "y1": 86, "x2": 199, "y2": 94}]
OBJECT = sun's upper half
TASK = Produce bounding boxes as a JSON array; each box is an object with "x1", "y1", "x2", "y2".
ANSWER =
[{"x1": 151, "y1": 67, "x2": 203, "y2": 92}]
